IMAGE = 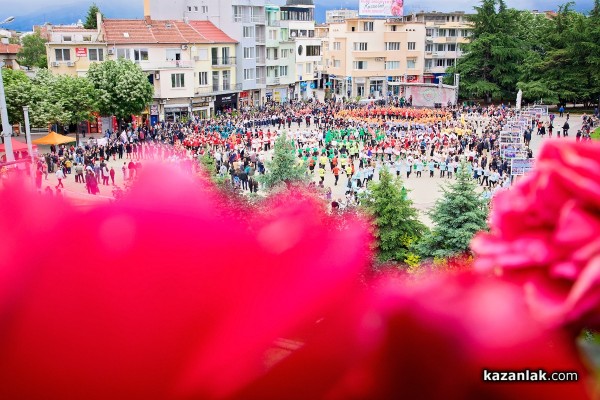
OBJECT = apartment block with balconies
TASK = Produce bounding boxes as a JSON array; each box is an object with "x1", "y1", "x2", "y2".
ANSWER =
[
  {"x1": 410, "y1": 11, "x2": 473, "y2": 83},
  {"x1": 320, "y1": 18, "x2": 425, "y2": 99}
]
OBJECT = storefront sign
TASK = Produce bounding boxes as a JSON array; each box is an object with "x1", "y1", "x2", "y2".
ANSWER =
[
  {"x1": 150, "y1": 105, "x2": 159, "y2": 116},
  {"x1": 75, "y1": 48, "x2": 88, "y2": 57}
]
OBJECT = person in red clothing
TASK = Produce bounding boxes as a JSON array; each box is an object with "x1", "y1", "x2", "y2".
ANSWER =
[
  {"x1": 109, "y1": 167, "x2": 116, "y2": 185},
  {"x1": 333, "y1": 165, "x2": 340, "y2": 186}
]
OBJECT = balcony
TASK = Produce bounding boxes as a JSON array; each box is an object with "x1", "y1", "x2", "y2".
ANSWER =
[
  {"x1": 267, "y1": 76, "x2": 280, "y2": 85},
  {"x1": 432, "y1": 51, "x2": 446, "y2": 57},
  {"x1": 446, "y1": 36, "x2": 458, "y2": 43},
  {"x1": 139, "y1": 60, "x2": 193, "y2": 70},
  {"x1": 195, "y1": 83, "x2": 242, "y2": 95},
  {"x1": 211, "y1": 57, "x2": 236, "y2": 68},
  {"x1": 256, "y1": 56, "x2": 266, "y2": 65},
  {"x1": 256, "y1": 36, "x2": 266, "y2": 44},
  {"x1": 256, "y1": 77, "x2": 266, "y2": 85},
  {"x1": 232, "y1": 15, "x2": 265, "y2": 24},
  {"x1": 267, "y1": 20, "x2": 280, "y2": 27}
]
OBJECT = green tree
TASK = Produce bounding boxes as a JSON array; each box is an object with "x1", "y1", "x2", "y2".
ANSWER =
[
  {"x1": 84, "y1": 3, "x2": 103, "y2": 29},
  {"x1": 52, "y1": 74, "x2": 99, "y2": 126},
  {"x1": 17, "y1": 31, "x2": 47, "y2": 69},
  {"x1": 447, "y1": 0, "x2": 527, "y2": 102},
  {"x1": 417, "y1": 163, "x2": 488, "y2": 259},
  {"x1": 361, "y1": 168, "x2": 427, "y2": 264},
  {"x1": 87, "y1": 59, "x2": 154, "y2": 122},
  {"x1": 2, "y1": 68, "x2": 33, "y2": 125},
  {"x1": 258, "y1": 133, "x2": 307, "y2": 189}
]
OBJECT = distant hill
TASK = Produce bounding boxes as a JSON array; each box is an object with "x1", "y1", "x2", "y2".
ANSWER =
[{"x1": 11, "y1": 2, "x2": 142, "y2": 32}]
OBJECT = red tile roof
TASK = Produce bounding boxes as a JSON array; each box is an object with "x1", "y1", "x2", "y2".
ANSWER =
[
  {"x1": 102, "y1": 19, "x2": 236, "y2": 45},
  {"x1": 0, "y1": 44, "x2": 21, "y2": 54},
  {"x1": 188, "y1": 21, "x2": 237, "y2": 44}
]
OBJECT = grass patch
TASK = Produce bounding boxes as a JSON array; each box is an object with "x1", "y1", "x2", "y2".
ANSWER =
[{"x1": 593, "y1": 128, "x2": 600, "y2": 140}]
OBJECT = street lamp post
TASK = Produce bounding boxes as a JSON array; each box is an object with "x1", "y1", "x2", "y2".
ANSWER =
[
  {"x1": 0, "y1": 16, "x2": 16, "y2": 163},
  {"x1": 23, "y1": 106, "x2": 36, "y2": 187},
  {"x1": 0, "y1": 61, "x2": 14, "y2": 162}
]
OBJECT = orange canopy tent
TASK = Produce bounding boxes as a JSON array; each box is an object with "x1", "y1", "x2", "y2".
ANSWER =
[
  {"x1": 32, "y1": 131, "x2": 76, "y2": 146},
  {"x1": 0, "y1": 138, "x2": 37, "y2": 153}
]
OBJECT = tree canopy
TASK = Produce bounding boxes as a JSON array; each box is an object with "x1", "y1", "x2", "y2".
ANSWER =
[
  {"x1": 84, "y1": 3, "x2": 103, "y2": 29},
  {"x1": 259, "y1": 133, "x2": 307, "y2": 189},
  {"x1": 87, "y1": 59, "x2": 154, "y2": 120},
  {"x1": 17, "y1": 31, "x2": 47, "y2": 69},
  {"x1": 447, "y1": 0, "x2": 600, "y2": 105},
  {"x1": 361, "y1": 168, "x2": 427, "y2": 264},
  {"x1": 417, "y1": 163, "x2": 488, "y2": 259}
]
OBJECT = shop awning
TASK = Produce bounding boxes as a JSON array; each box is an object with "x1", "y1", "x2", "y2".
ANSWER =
[{"x1": 32, "y1": 131, "x2": 76, "y2": 146}]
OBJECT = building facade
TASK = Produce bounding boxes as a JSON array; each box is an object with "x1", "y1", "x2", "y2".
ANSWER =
[
  {"x1": 279, "y1": 0, "x2": 321, "y2": 100},
  {"x1": 144, "y1": 0, "x2": 267, "y2": 107},
  {"x1": 325, "y1": 9, "x2": 358, "y2": 24},
  {"x1": 46, "y1": 14, "x2": 239, "y2": 123},
  {"x1": 265, "y1": 5, "x2": 296, "y2": 103},
  {"x1": 409, "y1": 11, "x2": 472, "y2": 84},
  {"x1": 320, "y1": 18, "x2": 425, "y2": 99}
]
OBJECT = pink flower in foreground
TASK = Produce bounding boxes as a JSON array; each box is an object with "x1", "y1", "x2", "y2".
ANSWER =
[
  {"x1": 0, "y1": 165, "x2": 371, "y2": 399},
  {"x1": 0, "y1": 164, "x2": 590, "y2": 399},
  {"x1": 232, "y1": 273, "x2": 589, "y2": 400},
  {"x1": 472, "y1": 141, "x2": 600, "y2": 330}
]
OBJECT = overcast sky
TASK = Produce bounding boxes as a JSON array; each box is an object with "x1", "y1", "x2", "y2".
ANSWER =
[{"x1": 3, "y1": 0, "x2": 594, "y2": 17}]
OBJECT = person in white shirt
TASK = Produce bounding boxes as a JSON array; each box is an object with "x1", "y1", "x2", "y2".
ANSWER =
[{"x1": 55, "y1": 168, "x2": 65, "y2": 189}]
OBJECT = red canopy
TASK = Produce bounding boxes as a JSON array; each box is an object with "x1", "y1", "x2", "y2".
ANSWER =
[{"x1": 0, "y1": 138, "x2": 37, "y2": 153}]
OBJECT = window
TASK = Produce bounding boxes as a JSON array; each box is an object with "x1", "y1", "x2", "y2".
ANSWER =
[
  {"x1": 425, "y1": 44, "x2": 433, "y2": 52},
  {"x1": 390, "y1": 25, "x2": 397, "y2": 31},
  {"x1": 306, "y1": 63, "x2": 312, "y2": 74},
  {"x1": 188, "y1": 6, "x2": 192, "y2": 11},
  {"x1": 63, "y1": 35, "x2": 72, "y2": 42},
  {"x1": 408, "y1": 42, "x2": 416, "y2": 51},
  {"x1": 117, "y1": 48, "x2": 130, "y2": 60},
  {"x1": 436, "y1": 59, "x2": 445, "y2": 67},
  {"x1": 385, "y1": 42, "x2": 401, "y2": 51},
  {"x1": 333, "y1": 60, "x2": 341, "y2": 68},
  {"x1": 353, "y1": 61, "x2": 367, "y2": 70},
  {"x1": 297, "y1": 63, "x2": 303, "y2": 74},
  {"x1": 385, "y1": 61, "x2": 400, "y2": 70},
  {"x1": 199, "y1": 71, "x2": 208, "y2": 85},
  {"x1": 438, "y1": 29, "x2": 446, "y2": 36},
  {"x1": 88, "y1": 48, "x2": 104, "y2": 61},
  {"x1": 243, "y1": 47, "x2": 255, "y2": 59},
  {"x1": 244, "y1": 68, "x2": 255, "y2": 80},
  {"x1": 448, "y1": 29, "x2": 457, "y2": 37},
  {"x1": 134, "y1": 48, "x2": 149, "y2": 62},
  {"x1": 269, "y1": 29, "x2": 277, "y2": 40},
  {"x1": 426, "y1": 28, "x2": 433, "y2": 36},
  {"x1": 280, "y1": 66, "x2": 288, "y2": 76},
  {"x1": 212, "y1": 71, "x2": 219, "y2": 90},
  {"x1": 83, "y1": 35, "x2": 92, "y2": 42},
  {"x1": 171, "y1": 73, "x2": 185, "y2": 88},
  {"x1": 194, "y1": 6, "x2": 198, "y2": 11},
  {"x1": 406, "y1": 59, "x2": 416, "y2": 69},
  {"x1": 333, "y1": 42, "x2": 341, "y2": 50},
  {"x1": 197, "y1": 48, "x2": 208, "y2": 60},
  {"x1": 221, "y1": 47, "x2": 230, "y2": 64},
  {"x1": 436, "y1": 44, "x2": 445, "y2": 52},
  {"x1": 353, "y1": 42, "x2": 368, "y2": 51},
  {"x1": 166, "y1": 49, "x2": 181, "y2": 61},
  {"x1": 55, "y1": 48, "x2": 71, "y2": 61},
  {"x1": 446, "y1": 59, "x2": 455, "y2": 67},
  {"x1": 447, "y1": 44, "x2": 456, "y2": 52},
  {"x1": 306, "y1": 45, "x2": 320, "y2": 56},
  {"x1": 243, "y1": 26, "x2": 254, "y2": 38},
  {"x1": 363, "y1": 21, "x2": 374, "y2": 31},
  {"x1": 202, "y1": 6, "x2": 208, "y2": 13},
  {"x1": 281, "y1": 49, "x2": 290, "y2": 58}
]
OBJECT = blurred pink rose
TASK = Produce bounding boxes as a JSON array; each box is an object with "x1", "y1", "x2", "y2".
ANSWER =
[
  {"x1": 473, "y1": 141, "x2": 600, "y2": 330},
  {"x1": 232, "y1": 273, "x2": 589, "y2": 400}
]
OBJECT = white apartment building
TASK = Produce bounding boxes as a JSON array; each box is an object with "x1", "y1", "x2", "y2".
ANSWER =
[
  {"x1": 279, "y1": 0, "x2": 321, "y2": 100},
  {"x1": 144, "y1": 0, "x2": 267, "y2": 106},
  {"x1": 265, "y1": 5, "x2": 296, "y2": 103}
]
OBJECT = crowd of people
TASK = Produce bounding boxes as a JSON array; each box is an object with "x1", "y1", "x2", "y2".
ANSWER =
[{"x1": 20, "y1": 98, "x2": 597, "y2": 204}]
